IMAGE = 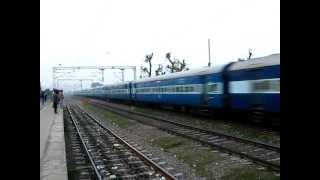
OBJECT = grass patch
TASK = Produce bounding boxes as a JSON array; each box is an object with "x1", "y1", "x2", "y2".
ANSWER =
[
  {"x1": 151, "y1": 136, "x2": 189, "y2": 151},
  {"x1": 134, "y1": 105, "x2": 278, "y2": 144},
  {"x1": 226, "y1": 126, "x2": 277, "y2": 143},
  {"x1": 228, "y1": 126, "x2": 260, "y2": 139},
  {"x1": 133, "y1": 107, "x2": 149, "y2": 113},
  {"x1": 82, "y1": 103, "x2": 133, "y2": 128},
  {"x1": 173, "y1": 148, "x2": 222, "y2": 177},
  {"x1": 151, "y1": 135, "x2": 222, "y2": 177},
  {"x1": 221, "y1": 167, "x2": 280, "y2": 180},
  {"x1": 133, "y1": 106, "x2": 161, "y2": 116}
]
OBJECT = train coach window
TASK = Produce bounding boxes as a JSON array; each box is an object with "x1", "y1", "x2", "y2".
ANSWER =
[
  {"x1": 208, "y1": 84, "x2": 218, "y2": 93},
  {"x1": 170, "y1": 87, "x2": 174, "y2": 92},
  {"x1": 193, "y1": 85, "x2": 201, "y2": 92},
  {"x1": 270, "y1": 79, "x2": 280, "y2": 92},
  {"x1": 251, "y1": 79, "x2": 280, "y2": 92},
  {"x1": 171, "y1": 87, "x2": 175, "y2": 92},
  {"x1": 252, "y1": 81, "x2": 269, "y2": 92}
]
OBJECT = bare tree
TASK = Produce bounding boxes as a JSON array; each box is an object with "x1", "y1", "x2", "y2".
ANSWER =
[
  {"x1": 139, "y1": 66, "x2": 143, "y2": 79},
  {"x1": 155, "y1": 64, "x2": 165, "y2": 76},
  {"x1": 140, "y1": 66, "x2": 148, "y2": 78},
  {"x1": 237, "y1": 49, "x2": 253, "y2": 62},
  {"x1": 177, "y1": 59, "x2": 189, "y2": 72},
  {"x1": 165, "y1": 52, "x2": 189, "y2": 73},
  {"x1": 248, "y1": 48, "x2": 253, "y2": 60},
  {"x1": 165, "y1": 52, "x2": 176, "y2": 73},
  {"x1": 141, "y1": 53, "x2": 153, "y2": 77}
]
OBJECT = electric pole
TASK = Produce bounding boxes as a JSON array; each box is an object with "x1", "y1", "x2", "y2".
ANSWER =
[
  {"x1": 100, "y1": 68, "x2": 105, "y2": 82},
  {"x1": 120, "y1": 68, "x2": 125, "y2": 82},
  {"x1": 80, "y1": 80, "x2": 83, "y2": 90},
  {"x1": 208, "y1": 38, "x2": 211, "y2": 67}
]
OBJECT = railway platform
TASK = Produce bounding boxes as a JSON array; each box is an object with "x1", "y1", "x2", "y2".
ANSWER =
[{"x1": 40, "y1": 104, "x2": 67, "y2": 180}]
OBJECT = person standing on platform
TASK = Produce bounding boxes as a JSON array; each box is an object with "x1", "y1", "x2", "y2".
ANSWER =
[
  {"x1": 41, "y1": 91, "x2": 45, "y2": 105},
  {"x1": 53, "y1": 89, "x2": 59, "y2": 114},
  {"x1": 44, "y1": 92, "x2": 47, "y2": 104}
]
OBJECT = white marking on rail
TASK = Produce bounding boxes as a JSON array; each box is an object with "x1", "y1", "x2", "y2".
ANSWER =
[{"x1": 267, "y1": 157, "x2": 280, "y2": 162}]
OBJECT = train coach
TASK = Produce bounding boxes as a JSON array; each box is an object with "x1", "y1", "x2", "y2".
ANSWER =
[
  {"x1": 225, "y1": 54, "x2": 280, "y2": 119},
  {"x1": 132, "y1": 54, "x2": 279, "y2": 114},
  {"x1": 104, "y1": 82, "x2": 131, "y2": 101},
  {"x1": 131, "y1": 66, "x2": 226, "y2": 110},
  {"x1": 73, "y1": 53, "x2": 280, "y2": 122}
]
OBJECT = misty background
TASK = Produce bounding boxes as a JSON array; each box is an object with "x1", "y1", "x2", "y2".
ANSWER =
[{"x1": 40, "y1": 0, "x2": 279, "y2": 91}]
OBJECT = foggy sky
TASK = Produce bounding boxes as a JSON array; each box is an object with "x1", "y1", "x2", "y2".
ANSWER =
[{"x1": 40, "y1": 0, "x2": 280, "y2": 90}]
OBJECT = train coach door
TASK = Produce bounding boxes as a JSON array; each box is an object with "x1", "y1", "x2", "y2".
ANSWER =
[
  {"x1": 248, "y1": 68, "x2": 264, "y2": 107},
  {"x1": 200, "y1": 75, "x2": 209, "y2": 107},
  {"x1": 156, "y1": 81, "x2": 161, "y2": 100},
  {"x1": 131, "y1": 83, "x2": 136, "y2": 100}
]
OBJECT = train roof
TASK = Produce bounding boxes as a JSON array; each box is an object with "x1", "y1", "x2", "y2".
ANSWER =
[
  {"x1": 134, "y1": 53, "x2": 279, "y2": 84},
  {"x1": 75, "y1": 53, "x2": 280, "y2": 91},
  {"x1": 229, "y1": 53, "x2": 280, "y2": 71},
  {"x1": 108, "y1": 82, "x2": 130, "y2": 86},
  {"x1": 133, "y1": 64, "x2": 226, "y2": 83}
]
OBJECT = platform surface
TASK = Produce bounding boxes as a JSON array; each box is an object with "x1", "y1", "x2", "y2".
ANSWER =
[{"x1": 40, "y1": 104, "x2": 68, "y2": 180}]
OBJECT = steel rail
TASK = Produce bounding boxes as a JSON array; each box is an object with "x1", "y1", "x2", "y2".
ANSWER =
[
  {"x1": 87, "y1": 100, "x2": 280, "y2": 172},
  {"x1": 91, "y1": 100, "x2": 280, "y2": 152},
  {"x1": 66, "y1": 105, "x2": 103, "y2": 180},
  {"x1": 75, "y1": 104, "x2": 178, "y2": 180}
]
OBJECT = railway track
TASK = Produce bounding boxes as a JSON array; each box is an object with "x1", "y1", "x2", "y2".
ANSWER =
[
  {"x1": 86, "y1": 100, "x2": 280, "y2": 172},
  {"x1": 65, "y1": 104, "x2": 179, "y2": 180},
  {"x1": 104, "y1": 99, "x2": 279, "y2": 136},
  {"x1": 64, "y1": 108, "x2": 97, "y2": 179}
]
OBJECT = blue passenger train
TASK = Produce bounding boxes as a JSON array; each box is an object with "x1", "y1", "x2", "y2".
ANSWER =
[{"x1": 75, "y1": 53, "x2": 280, "y2": 122}]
